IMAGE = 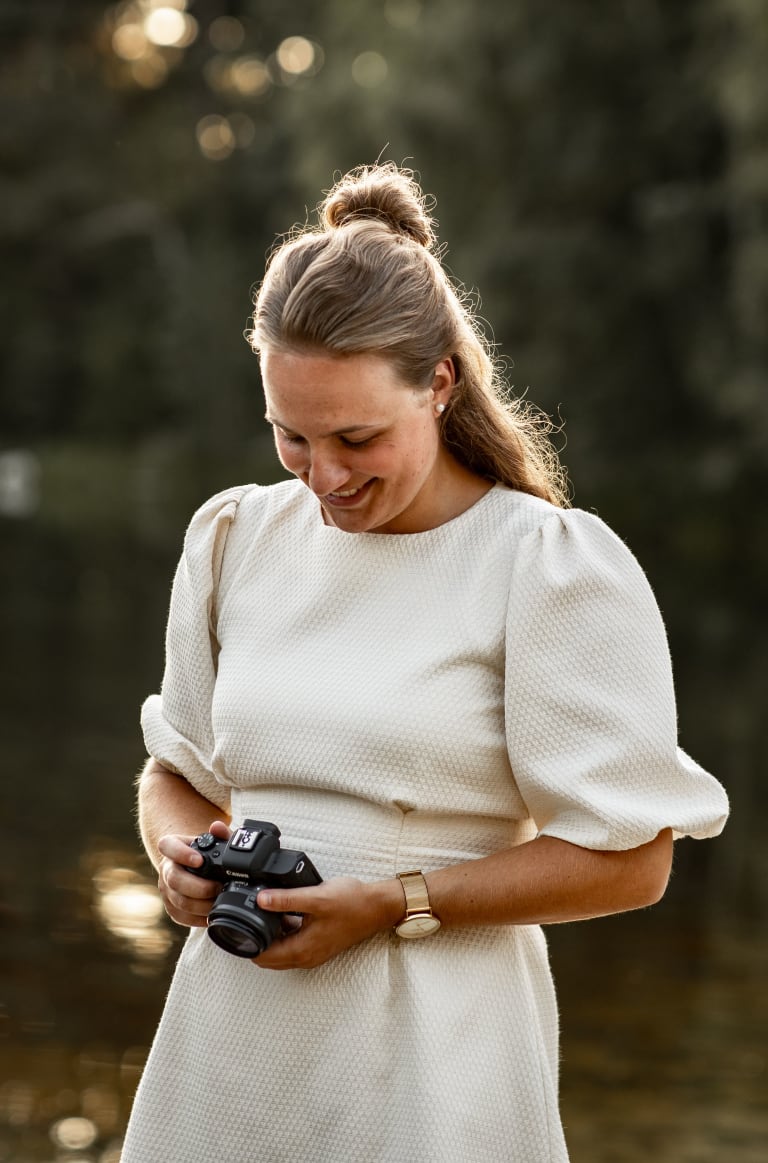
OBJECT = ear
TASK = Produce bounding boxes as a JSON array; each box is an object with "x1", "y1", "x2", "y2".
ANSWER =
[{"x1": 431, "y1": 357, "x2": 456, "y2": 410}]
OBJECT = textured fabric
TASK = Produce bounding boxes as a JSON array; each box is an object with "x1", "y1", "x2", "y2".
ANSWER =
[{"x1": 124, "y1": 480, "x2": 728, "y2": 1163}]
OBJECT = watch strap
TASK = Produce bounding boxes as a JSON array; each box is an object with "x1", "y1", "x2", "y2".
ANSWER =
[{"x1": 397, "y1": 869, "x2": 432, "y2": 917}]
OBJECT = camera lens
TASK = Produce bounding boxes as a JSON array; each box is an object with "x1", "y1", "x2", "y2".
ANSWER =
[
  {"x1": 206, "y1": 883, "x2": 282, "y2": 958},
  {"x1": 208, "y1": 918, "x2": 268, "y2": 958}
]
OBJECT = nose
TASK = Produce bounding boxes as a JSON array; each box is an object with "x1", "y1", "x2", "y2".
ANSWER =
[{"x1": 306, "y1": 446, "x2": 351, "y2": 496}]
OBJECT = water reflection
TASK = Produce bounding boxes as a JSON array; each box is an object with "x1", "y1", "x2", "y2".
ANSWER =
[
  {"x1": 92, "y1": 864, "x2": 171, "y2": 961},
  {"x1": 0, "y1": 1040, "x2": 150, "y2": 1161},
  {"x1": 0, "y1": 450, "x2": 39, "y2": 518},
  {"x1": 549, "y1": 914, "x2": 768, "y2": 1161},
  {"x1": 0, "y1": 511, "x2": 183, "y2": 1162},
  {"x1": 51, "y1": 1115, "x2": 98, "y2": 1150},
  {"x1": 0, "y1": 1044, "x2": 140, "y2": 1162}
]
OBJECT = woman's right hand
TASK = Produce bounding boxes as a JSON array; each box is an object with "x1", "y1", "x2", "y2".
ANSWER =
[{"x1": 156, "y1": 819, "x2": 231, "y2": 928}]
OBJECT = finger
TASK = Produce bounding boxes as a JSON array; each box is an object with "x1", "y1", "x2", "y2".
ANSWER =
[
  {"x1": 207, "y1": 820, "x2": 231, "y2": 839},
  {"x1": 172, "y1": 870, "x2": 220, "y2": 900},
  {"x1": 159, "y1": 867, "x2": 219, "y2": 923},
  {"x1": 256, "y1": 886, "x2": 320, "y2": 914},
  {"x1": 159, "y1": 833, "x2": 203, "y2": 868},
  {"x1": 157, "y1": 869, "x2": 214, "y2": 921},
  {"x1": 252, "y1": 929, "x2": 314, "y2": 971},
  {"x1": 164, "y1": 901, "x2": 211, "y2": 929},
  {"x1": 164, "y1": 888, "x2": 216, "y2": 922},
  {"x1": 163, "y1": 864, "x2": 220, "y2": 903}
]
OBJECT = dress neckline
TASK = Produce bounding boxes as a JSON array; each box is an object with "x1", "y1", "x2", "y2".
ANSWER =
[{"x1": 308, "y1": 480, "x2": 505, "y2": 542}]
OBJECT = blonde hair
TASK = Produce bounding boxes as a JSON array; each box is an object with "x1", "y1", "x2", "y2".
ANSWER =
[{"x1": 248, "y1": 163, "x2": 569, "y2": 506}]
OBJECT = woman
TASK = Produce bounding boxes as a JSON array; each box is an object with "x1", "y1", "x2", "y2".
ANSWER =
[{"x1": 122, "y1": 164, "x2": 728, "y2": 1162}]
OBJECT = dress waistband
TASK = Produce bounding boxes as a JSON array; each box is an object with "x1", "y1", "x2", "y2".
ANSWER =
[{"x1": 230, "y1": 786, "x2": 535, "y2": 881}]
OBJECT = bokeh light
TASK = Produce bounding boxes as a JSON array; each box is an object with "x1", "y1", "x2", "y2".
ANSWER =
[
  {"x1": 111, "y1": 23, "x2": 148, "y2": 61},
  {"x1": 196, "y1": 114, "x2": 236, "y2": 161},
  {"x1": 82, "y1": 1083, "x2": 120, "y2": 1135},
  {"x1": 93, "y1": 866, "x2": 172, "y2": 957},
  {"x1": 104, "y1": 0, "x2": 198, "y2": 86},
  {"x1": 230, "y1": 55, "x2": 271, "y2": 98},
  {"x1": 352, "y1": 51, "x2": 388, "y2": 88},
  {"x1": 130, "y1": 54, "x2": 169, "y2": 89},
  {"x1": 0, "y1": 449, "x2": 40, "y2": 517},
  {"x1": 144, "y1": 7, "x2": 198, "y2": 49},
  {"x1": 104, "y1": 6, "x2": 323, "y2": 96},
  {"x1": 276, "y1": 36, "x2": 317, "y2": 76},
  {"x1": 384, "y1": 0, "x2": 422, "y2": 28},
  {"x1": 50, "y1": 1115, "x2": 98, "y2": 1150},
  {"x1": 144, "y1": 7, "x2": 185, "y2": 46}
]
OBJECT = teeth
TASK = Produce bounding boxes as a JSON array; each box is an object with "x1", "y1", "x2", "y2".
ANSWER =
[{"x1": 330, "y1": 487, "x2": 360, "y2": 497}]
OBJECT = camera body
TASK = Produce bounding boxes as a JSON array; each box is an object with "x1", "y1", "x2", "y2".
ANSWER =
[{"x1": 187, "y1": 819, "x2": 322, "y2": 958}]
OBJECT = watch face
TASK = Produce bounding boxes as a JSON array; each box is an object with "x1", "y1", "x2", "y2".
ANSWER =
[{"x1": 396, "y1": 913, "x2": 441, "y2": 939}]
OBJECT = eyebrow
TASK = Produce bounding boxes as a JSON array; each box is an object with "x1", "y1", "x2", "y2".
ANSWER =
[{"x1": 264, "y1": 414, "x2": 382, "y2": 437}]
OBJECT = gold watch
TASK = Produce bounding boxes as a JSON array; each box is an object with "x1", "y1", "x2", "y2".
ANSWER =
[{"x1": 394, "y1": 870, "x2": 441, "y2": 939}]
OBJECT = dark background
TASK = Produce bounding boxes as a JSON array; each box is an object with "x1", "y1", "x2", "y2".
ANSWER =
[{"x1": 0, "y1": 2, "x2": 765, "y2": 1160}]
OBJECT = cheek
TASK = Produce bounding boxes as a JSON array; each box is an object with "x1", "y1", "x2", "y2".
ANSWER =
[
  {"x1": 374, "y1": 434, "x2": 433, "y2": 490},
  {"x1": 401, "y1": 429, "x2": 437, "y2": 479},
  {"x1": 275, "y1": 438, "x2": 306, "y2": 475}
]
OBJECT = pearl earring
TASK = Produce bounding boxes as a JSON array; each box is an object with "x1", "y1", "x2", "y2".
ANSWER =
[{"x1": 435, "y1": 403, "x2": 446, "y2": 415}]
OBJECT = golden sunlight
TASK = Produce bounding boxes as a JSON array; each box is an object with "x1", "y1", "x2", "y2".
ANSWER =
[{"x1": 93, "y1": 866, "x2": 172, "y2": 957}]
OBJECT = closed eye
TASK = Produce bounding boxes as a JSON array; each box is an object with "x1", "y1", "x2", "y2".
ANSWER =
[
  {"x1": 274, "y1": 427, "x2": 304, "y2": 444},
  {"x1": 269, "y1": 422, "x2": 379, "y2": 447}
]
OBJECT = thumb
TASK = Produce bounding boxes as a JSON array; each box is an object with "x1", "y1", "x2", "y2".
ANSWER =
[
  {"x1": 256, "y1": 887, "x2": 314, "y2": 913},
  {"x1": 256, "y1": 888, "x2": 289, "y2": 912}
]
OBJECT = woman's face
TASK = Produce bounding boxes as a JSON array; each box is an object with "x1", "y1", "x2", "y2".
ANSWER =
[{"x1": 261, "y1": 348, "x2": 455, "y2": 534}]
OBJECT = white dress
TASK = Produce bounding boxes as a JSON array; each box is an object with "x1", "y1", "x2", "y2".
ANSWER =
[{"x1": 122, "y1": 480, "x2": 728, "y2": 1163}]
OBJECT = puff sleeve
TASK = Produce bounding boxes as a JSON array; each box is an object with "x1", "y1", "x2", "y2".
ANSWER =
[
  {"x1": 505, "y1": 509, "x2": 729, "y2": 850},
  {"x1": 140, "y1": 486, "x2": 248, "y2": 811}
]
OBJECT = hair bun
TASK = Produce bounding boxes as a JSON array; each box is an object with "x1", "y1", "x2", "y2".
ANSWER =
[{"x1": 320, "y1": 162, "x2": 436, "y2": 250}]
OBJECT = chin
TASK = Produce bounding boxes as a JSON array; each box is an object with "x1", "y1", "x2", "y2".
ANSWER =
[
  {"x1": 332, "y1": 505, "x2": 399, "y2": 534},
  {"x1": 320, "y1": 504, "x2": 369, "y2": 531}
]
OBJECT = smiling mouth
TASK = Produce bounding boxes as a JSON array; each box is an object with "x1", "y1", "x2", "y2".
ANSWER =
[{"x1": 322, "y1": 480, "x2": 373, "y2": 504}]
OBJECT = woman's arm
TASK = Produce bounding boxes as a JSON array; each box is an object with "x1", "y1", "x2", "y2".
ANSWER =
[
  {"x1": 138, "y1": 750, "x2": 672, "y2": 967},
  {"x1": 426, "y1": 827, "x2": 673, "y2": 926},
  {"x1": 252, "y1": 828, "x2": 673, "y2": 970},
  {"x1": 137, "y1": 757, "x2": 231, "y2": 928}
]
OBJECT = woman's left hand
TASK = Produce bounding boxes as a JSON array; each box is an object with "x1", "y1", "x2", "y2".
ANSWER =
[{"x1": 252, "y1": 877, "x2": 402, "y2": 970}]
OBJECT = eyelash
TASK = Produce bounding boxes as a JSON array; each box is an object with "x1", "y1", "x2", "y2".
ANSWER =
[{"x1": 277, "y1": 431, "x2": 374, "y2": 448}]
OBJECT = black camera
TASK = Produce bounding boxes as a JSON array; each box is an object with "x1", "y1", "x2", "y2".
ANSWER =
[{"x1": 187, "y1": 819, "x2": 322, "y2": 958}]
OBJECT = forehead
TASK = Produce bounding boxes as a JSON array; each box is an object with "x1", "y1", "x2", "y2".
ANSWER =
[{"x1": 261, "y1": 349, "x2": 415, "y2": 428}]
